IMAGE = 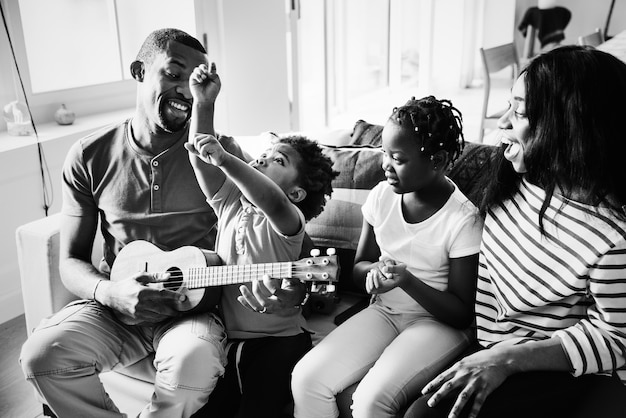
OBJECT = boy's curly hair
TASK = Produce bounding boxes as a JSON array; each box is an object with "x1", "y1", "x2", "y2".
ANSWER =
[{"x1": 274, "y1": 135, "x2": 339, "y2": 221}]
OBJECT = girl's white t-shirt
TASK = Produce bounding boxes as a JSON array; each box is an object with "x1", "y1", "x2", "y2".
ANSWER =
[{"x1": 361, "y1": 180, "x2": 483, "y2": 313}]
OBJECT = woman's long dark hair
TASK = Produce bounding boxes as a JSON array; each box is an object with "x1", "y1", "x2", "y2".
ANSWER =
[{"x1": 480, "y1": 45, "x2": 626, "y2": 226}]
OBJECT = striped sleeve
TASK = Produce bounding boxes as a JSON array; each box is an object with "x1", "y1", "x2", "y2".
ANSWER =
[
  {"x1": 476, "y1": 180, "x2": 626, "y2": 382},
  {"x1": 553, "y1": 238, "x2": 626, "y2": 377}
]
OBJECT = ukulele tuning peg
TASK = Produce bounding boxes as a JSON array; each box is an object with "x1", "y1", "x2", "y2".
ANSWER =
[
  {"x1": 326, "y1": 248, "x2": 336, "y2": 256},
  {"x1": 310, "y1": 248, "x2": 321, "y2": 257}
]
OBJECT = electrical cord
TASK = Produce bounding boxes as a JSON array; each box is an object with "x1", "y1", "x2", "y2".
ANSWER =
[{"x1": 0, "y1": 2, "x2": 52, "y2": 216}]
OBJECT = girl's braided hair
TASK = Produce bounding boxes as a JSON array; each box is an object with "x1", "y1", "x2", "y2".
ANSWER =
[{"x1": 390, "y1": 96, "x2": 465, "y2": 164}]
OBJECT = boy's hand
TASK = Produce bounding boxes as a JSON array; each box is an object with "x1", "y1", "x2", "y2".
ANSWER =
[
  {"x1": 237, "y1": 275, "x2": 303, "y2": 317},
  {"x1": 189, "y1": 62, "x2": 221, "y2": 103},
  {"x1": 185, "y1": 133, "x2": 228, "y2": 166}
]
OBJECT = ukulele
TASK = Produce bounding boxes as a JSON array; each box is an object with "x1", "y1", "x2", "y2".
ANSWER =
[{"x1": 110, "y1": 240, "x2": 339, "y2": 325}]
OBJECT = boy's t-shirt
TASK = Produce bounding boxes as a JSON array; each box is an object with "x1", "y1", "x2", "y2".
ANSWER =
[
  {"x1": 209, "y1": 178, "x2": 307, "y2": 339},
  {"x1": 362, "y1": 179, "x2": 483, "y2": 314}
]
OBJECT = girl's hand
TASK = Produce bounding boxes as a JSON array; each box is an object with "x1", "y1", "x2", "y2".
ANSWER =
[
  {"x1": 185, "y1": 133, "x2": 228, "y2": 166},
  {"x1": 421, "y1": 348, "x2": 516, "y2": 418},
  {"x1": 365, "y1": 259, "x2": 408, "y2": 294},
  {"x1": 189, "y1": 62, "x2": 221, "y2": 103}
]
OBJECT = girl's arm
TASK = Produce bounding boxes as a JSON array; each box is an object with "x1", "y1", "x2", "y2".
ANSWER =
[
  {"x1": 397, "y1": 254, "x2": 478, "y2": 329},
  {"x1": 352, "y1": 220, "x2": 382, "y2": 290}
]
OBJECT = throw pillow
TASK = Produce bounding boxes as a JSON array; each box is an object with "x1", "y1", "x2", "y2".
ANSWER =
[
  {"x1": 349, "y1": 120, "x2": 383, "y2": 146},
  {"x1": 306, "y1": 144, "x2": 384, "y2": 251},
  {"x1": 447, "y1": 142, "x2": 499, "y2": 207}
]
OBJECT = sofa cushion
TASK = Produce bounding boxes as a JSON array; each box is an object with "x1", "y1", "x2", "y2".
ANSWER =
[
  {"x1": 447, "y1": 141, "x2": 499, "y2": 207},
  {"x1": 306, "y1": 144, "x2": 384, "y2": 251},
  {"x1": 349, "y1": 120, "x2": 383, "y2": 146}
]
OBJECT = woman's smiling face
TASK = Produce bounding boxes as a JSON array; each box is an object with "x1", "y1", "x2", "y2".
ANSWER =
[{"x1": 498, "y1": 74, "x2": 530, "y2": 173}]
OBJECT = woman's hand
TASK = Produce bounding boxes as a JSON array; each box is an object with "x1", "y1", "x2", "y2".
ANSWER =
[
  {"x1": 365, "y1": 259, "x2": 408, "y2": 294},
  {"x1": 421, "y1": 347, "x2": 516, "y2": 418}
]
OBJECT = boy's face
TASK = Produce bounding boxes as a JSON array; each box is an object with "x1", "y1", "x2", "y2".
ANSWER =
[{"x1": 250, "y1": 143, "x2": 303, "y2": 198}]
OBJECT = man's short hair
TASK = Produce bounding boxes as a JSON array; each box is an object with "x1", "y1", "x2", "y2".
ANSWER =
[{"x1": 136, "y1": 28, "x2": 206, "y2": 65}]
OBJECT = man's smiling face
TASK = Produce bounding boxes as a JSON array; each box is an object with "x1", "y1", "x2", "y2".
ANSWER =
[{"x1": 140, "y1": 40, "x2": 208, "y2": 134}]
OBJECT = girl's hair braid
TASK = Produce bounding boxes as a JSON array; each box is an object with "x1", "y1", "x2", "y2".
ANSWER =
[{"x1": 390, "y1": 96, "x2": 465, "y2": 164}]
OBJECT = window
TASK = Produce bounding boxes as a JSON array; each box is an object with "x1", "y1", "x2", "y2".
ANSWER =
[
  {"x1": 0, "y1": 0, "x2": 198, "y2": 127},
  {"x1": 296, "y1": 0, "x2": 421, "y2": 130}
]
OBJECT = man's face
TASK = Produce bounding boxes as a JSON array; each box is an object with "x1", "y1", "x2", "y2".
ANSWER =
[{"x1": 139, "y1": 41, "x2": 208, "y2": 133}]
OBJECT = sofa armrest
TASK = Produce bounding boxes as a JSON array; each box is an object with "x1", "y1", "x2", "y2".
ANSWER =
[{"x1": 16, "y1": 213, "x2": 104, "y2": 335}]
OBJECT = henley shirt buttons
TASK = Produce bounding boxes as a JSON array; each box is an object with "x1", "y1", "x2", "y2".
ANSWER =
[
  {"x1": 152, "y1": 161, "x2": 159, "y2": 167},
  {"x1": 153, "y1": 185, "x2": 160, "y2": 191}
]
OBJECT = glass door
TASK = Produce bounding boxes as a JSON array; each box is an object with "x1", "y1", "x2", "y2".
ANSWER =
[{"x1": 296, "y1": 0, "x2": 422, "y2": 130}]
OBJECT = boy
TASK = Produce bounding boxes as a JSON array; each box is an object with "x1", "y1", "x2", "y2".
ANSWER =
[{"x1": 186, "y1": 63, "x2": 337, "y2": 417}]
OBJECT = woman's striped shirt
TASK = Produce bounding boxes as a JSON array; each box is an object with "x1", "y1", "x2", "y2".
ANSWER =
[{"x1": 476, "y1": 179, "x2": 626, "y2": 383}]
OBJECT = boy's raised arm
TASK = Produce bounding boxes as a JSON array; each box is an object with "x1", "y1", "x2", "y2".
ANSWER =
[{"x1": 186, "y1": 63, "x2": 226, "y2": 199}]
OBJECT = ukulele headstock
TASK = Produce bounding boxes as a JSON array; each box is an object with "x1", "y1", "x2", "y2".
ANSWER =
[{"x1": 292, "y1": 248, "x2": 340, "y2": 283}]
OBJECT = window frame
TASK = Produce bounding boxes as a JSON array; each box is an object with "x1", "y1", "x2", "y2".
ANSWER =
[{"x1": 0, "y1": 0, "x2": 204, "y2": 130}]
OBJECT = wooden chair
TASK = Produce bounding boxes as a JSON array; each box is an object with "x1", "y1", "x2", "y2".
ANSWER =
[
  {"x1": 578, "y1": 28, "x2": 605, "y2": 47},
  {"x1": 478, "y1": 43, "x2": 519, "y2": 143}
]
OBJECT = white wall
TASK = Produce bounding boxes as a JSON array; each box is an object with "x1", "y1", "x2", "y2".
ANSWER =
[{"x1": 196, "y1": 0, "x2": 293, "y2": 135}]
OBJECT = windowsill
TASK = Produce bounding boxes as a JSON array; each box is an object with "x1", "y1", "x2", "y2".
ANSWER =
[{"x1": 0, "y1": 108, "x2": 134, "y2": 153}]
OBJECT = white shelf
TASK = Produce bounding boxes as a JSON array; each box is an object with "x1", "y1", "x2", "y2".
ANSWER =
[{"x1": 0, "y1": 108, "x2": 134, "y2": 153}]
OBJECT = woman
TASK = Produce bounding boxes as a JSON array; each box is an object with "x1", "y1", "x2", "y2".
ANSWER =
[{"x1": 404, "y1": 45, "x2": 626, "y2": 418}]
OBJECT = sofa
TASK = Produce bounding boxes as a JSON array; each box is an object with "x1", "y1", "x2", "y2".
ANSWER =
[{"x1": 16, "y1": 119, "x2": 498, "y2": 417}]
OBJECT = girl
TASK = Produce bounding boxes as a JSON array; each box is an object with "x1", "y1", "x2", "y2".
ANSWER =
[{"x1": 292, "y1": 96, "x2": 483, "y2": 418}]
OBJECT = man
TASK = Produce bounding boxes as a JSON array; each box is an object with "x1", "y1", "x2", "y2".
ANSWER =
[{"x1": 21, "y1": 28, "x2": 234, "y2": 418}]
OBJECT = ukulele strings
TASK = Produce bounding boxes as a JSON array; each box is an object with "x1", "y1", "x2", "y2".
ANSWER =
[
  {"x1": 155, "y1": 264, "x2": 294, "y2": 286},
  {"x1": 146, "y1": 263, "x2": 330, "y2": 286}
]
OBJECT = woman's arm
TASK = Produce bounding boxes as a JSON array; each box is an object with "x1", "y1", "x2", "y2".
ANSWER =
[{"x1": 423, "y1": 338, "x2": 571, "y2": 418}]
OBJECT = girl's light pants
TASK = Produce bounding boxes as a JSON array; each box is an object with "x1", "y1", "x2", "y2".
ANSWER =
[{"x1": 292, "y1": 303, "x2": 470, "y2": 418}]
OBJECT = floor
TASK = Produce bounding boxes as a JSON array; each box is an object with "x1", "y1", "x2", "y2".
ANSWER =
[
  {"x1": 0, "y1": 315, "x2": 43, "y2": 418},
  {"x1": 0, "y1": 78, "x2": 510, "y2": 418}
]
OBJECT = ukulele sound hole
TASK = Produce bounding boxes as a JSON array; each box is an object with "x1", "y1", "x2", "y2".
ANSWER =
[{"x1": 163, "y1": 267, "x2": 182, "y2": 291}]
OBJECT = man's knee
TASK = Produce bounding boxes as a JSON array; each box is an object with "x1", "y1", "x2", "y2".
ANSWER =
[
  {"x1": 20, "y1": 331, "x2": 76, "y2": 376},
  {"x1": 156, "y1": 336, "x2": 225, "y2": 391}
]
